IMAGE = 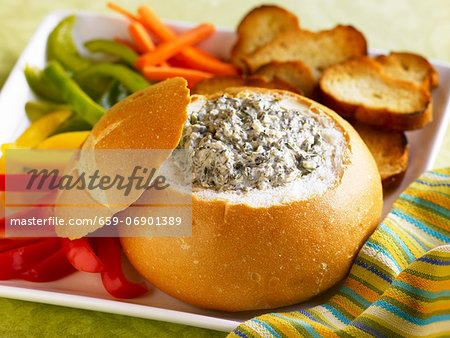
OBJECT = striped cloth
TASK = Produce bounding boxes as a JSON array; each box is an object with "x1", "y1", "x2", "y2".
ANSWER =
[{"x1": 228, "y1": 169, "x2": 450, "y2": 338}]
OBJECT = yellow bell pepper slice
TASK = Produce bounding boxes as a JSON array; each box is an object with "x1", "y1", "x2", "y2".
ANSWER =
[
  {"x1": 2, "y1": 131, "x2": 90, "y2": 175},
  {"x1": 14, "y1": 110, "x2": 71, "y2": 148},
  {"x1": 0, "y1": 143, "x2": 24, "y2": 174},
  {"x1": 36, "y1": 131, "x2": 89, "y2": 149}
]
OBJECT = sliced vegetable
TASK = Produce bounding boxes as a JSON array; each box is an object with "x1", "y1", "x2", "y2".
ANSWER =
[
  {"x1": 0, "y1": 143, "x2": 17, "y2": 176},
  {"x1": 25, "y1": 101, "x2": 71, "y2": 122},
  {"x1": 0, "y1": 238, "x2": 40, "y2": 253},
  {"x1": 20, "y1": 248, "x2": 76, "y2": 282},
  {"x1": 47, "y1": 15, "x2": 92, "y2": 73},
  {"x1": 137, "y1": 5, "x2": 238, "y2": 75},
  {"x1": 0, "y1": 173, "x2": 51, "y2": 192},
  {"x1": 171, "y1": 48, "x2": 240, "y2": 76},
  {"x1": 95, "y1": 237, "x2": 148, "y2": 299},
  {"x1": 24, "y1": 65, "x2": 65, "y2": 103},
  {"x1": 128, "y1": 21, "x2": 156, "y2": 54},
  {"x1": 60, "y1": 237, "x2": 105, "y2": 273},
  {"x1": 142, "y1": 66, "x2": 213, "y2": 87},
  {"x1": 134, "y1": 23, "x2": 215, "y2": 69},
  {"x1": 136, "y1": 5, "x2": 173, "y2": 41},
  {"x1": 75, "y1": 63, "x2": 149, "y2": 93},
  {"x1": 44, "y1": 61, "x2": 105, "y2": 126},
  {"x1": 98, "y1": 81, "x2": 130, "y2": 109},
  {"x1": 50, "y1": 113, "x2": 93, "y2": 135},
  {"x1": 36, "y1": 131, "x2": 90, "y2": 149},
  {"x1": 15, "y1": 110, "x2": 72, "y2": 148},
  {"x1": 106, "y1": 2, "x2": 141, "y2": 21},
  {"x1": 128, "y1": 21, "x2": 168, "y2": 67},
  {"x1": 0, "y1": 238, "x2": 61, "y2": 280},
  {"x1": 113, "y1": 37, "x2": 139, "y2": 53},
  {"x1": 1, "y1": 190, "x2": 58, "y2": 230},
  {"x1": 0, "y1": 218, "x2": 4, "y2": 238},
  {"x1": 84, "y1": 39, "x2": 138, "y2": 67}
]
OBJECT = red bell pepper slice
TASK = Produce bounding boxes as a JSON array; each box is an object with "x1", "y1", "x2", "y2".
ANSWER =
[
  {"x1": 0, "y1": 174, "x2": 59, "y2": 192},
  {"x1": 21, "y1": 248, "x2": 76, "y2": 282},
  {"x1": 95, "y1": 237, "x2": 148, "y2": 299},
  {"x1": 1, "y1": 189, "x2": 58, "y2": 238},
  {"x1": 0, "y1": 238, "x2": 61, "y2": 280},
  {"x1": 0, "y1": 238, "x2": 42, "y2": 253},
  {"x1": 60, "y1": 237, "x2": 105, "y2": 273}
]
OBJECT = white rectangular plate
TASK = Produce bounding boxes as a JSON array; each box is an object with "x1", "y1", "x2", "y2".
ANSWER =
[{"x1": 0, "y1": 10, "x2": 449, "y2": 332}]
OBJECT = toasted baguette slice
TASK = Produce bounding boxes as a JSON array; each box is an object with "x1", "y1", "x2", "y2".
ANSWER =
[
  {"x1": 191, "y1": 75, "x2": 302, "y2": 95},
  {"x1": 254, "y1": 61, "x2": 315, "y2": 97},
  {"x1": 243, "y1": 25, "x2": 367, "y2": 80},
  {"x1": 376, "y1": 52, "x2": 439, "y2": 91},
  {"x1": 246, "y1": 75, "x2": 303, "y2": 94},
  {"x1": 230, "y1": 5, "x2": 299, "y2": 71},
  {"x1": 319, "y1": 57, "x2": 432, "y2": 130},
  {"x1": 352, "y1": 120, "x2": 409, "y2": 188},
  {"x1": 192, "y1": 76, "x2": 246, "y2": 95}
]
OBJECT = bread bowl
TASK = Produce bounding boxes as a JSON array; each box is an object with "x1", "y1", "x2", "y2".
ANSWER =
[{"x1": 113, "y1": 83, "x2": 383, "y2": 311}]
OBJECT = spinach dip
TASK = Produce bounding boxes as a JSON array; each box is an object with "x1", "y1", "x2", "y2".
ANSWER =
[{"x1": 176, "y1": 93, "x2": 345, "y2": 192}]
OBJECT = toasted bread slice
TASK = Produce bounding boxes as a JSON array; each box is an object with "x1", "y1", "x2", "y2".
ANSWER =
[
  {"x1": 191, "y1": 75, "x2": 302, "y2": 95},
  {"x1": 352, "y1": 120, "x2": 409, "y2": 188},
  {"x1": 254, "y1": 61, "x2": 315, "y2": 97},
  {"x1": 246, "y1": 75, "x2": 303, "y2": 94},
  {"x1": 319, "y1": 57, "x2": 432, "y2": 130},
  {"x1": 376, "y1": 52, "x2": 439, "y2": 91},
  {"x1": 192, "y1": 76, "x2": 246, "y2": 95},
  {"x1": 230, "y1": 5, "x2": 299, "y2": 71},
  {"x1": 243, "y1": 25, "x2": 367, "y2": 80}
]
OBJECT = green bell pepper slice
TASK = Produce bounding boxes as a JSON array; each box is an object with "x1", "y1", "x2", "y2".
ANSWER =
[
  {"x1": 75, "y1": 63, "x2": 150, "y2": 93},
  {"x1": 98, "y1": 81, "x2": 130, "y2": 110},
  {"x1": 25, "y1": 101, "x2": 72, "y2": 122},
  {"x1": 24, "y1": 65, "x2": 65, "y2": 103},
  {"x1": 51, "y1": 113, "x2": 93, "y2": 135},
  {"x1": 44, "y1": 60, "x2": 105, "y2": 126},
  {"x1": 84, "y1": 39, "x2": 138, "y2": 67},
  {"x1": 47, "y1": 15, "x2": 92, "y2": 73}
]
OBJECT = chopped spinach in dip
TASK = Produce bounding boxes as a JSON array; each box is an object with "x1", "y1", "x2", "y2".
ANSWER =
[{"x1": 177, "y1": 94, "x2": 333, "y2": 191}]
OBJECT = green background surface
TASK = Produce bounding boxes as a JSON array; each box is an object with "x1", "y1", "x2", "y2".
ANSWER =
[{"x1": 0, "y1": 0, "x2": 449, "y2": 336}]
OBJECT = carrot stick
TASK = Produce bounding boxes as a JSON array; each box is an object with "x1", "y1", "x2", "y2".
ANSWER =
[
  {"x1": 134, "y1": 23, "x2": 215, "y2": 70},
  {"x1": 129, "y1": 21, "x2": 169, "y2": 66},
  {"x1": 107, "y1": 2, "x2": 141, "y2": 22},
  {"x1": 137, "y1": 3, "x2": 216, "y2": 61},
  {"x1": 142, "y1": 66, "x2": 213, "y2": 87},
  {"x1": 138, "y1": 5, "x2": 238, "y2": 75},
  {"x1": 128, "y1": 21, "x2": 156, "y2": 54},
  {"x1": 137, "y1": 5, "x2": 174, "y2": 42},
  {"x1": 176, "y1": 48, "x2": 239, "y2": 75}
]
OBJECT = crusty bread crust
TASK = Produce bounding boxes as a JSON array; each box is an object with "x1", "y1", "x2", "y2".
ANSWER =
[
  {"x1": 375, "y1": 52, "x2": 439, "y2": 91},
  {"x1": 84, "y1": 77, "x2": 190, "y2": 150},
  {"x1": 352, "y1": 120, "x2": 409, "y2": 189},
  {"x1": 230, "y1": 5, "x2": 299, "y2": 71},
  {"x1": 191, "y1": 74, "x2": 302, "y2": 95},
  {"x1": 254, "y1": 60, "x2": 315, "y2": 97},
  {"x1": 120, "y1": 88, "x2": 383, "y2": 312},
  {"x1": 319, "y1": 57, "x2": 432, "y2": 130}
]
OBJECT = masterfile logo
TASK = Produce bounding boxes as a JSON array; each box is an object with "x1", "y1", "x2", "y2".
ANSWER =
[{"x1": 3, "y1": 149, "x2": 192, "y2": 238}]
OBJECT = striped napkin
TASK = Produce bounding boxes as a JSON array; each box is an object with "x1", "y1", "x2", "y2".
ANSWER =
[{"x1": 228, "y1": 168, "x2": 450, "y2": 337}]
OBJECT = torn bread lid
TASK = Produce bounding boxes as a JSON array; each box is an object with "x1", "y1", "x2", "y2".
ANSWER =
[{"x1": 54, "y1": 78, "x2": 190, "y2": 238}]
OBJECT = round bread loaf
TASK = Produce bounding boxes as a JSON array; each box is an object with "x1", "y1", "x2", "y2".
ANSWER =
[{"x1": 119, "y1": 87, "x2": 383, "y2": 311}]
